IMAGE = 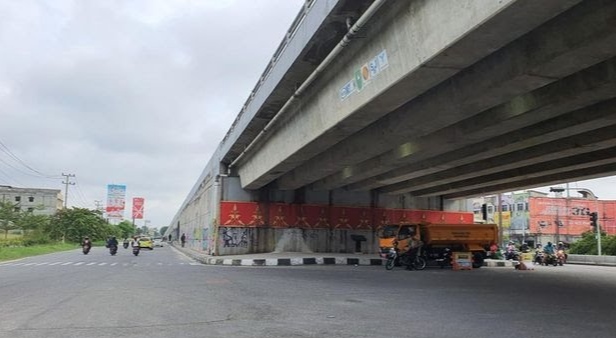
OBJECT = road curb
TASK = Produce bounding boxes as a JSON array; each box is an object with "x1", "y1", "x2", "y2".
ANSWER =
[
  {"x1": 199, "y1": 256, "x2": 385, "y2": 266},
  {"x1": 173, "y1": 244, "x2": 519, "y2": 268}
]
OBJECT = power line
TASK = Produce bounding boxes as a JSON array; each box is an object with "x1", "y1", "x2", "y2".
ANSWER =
[
  {"x1": 73, "y1": 177, "x2": 91, "y2": 208},
  {"x1": 0, "y1": 138, "x2": 62, "y2": 179}
]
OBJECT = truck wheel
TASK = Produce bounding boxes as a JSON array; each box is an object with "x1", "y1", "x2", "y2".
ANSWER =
[{"x1": 472, "y1": 253, "x2": 484, "y2": 269}]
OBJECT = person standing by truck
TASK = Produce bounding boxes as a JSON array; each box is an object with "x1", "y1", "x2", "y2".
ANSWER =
[{"x1": 404, "y1": 236, "x2": 424, "y2": 270}]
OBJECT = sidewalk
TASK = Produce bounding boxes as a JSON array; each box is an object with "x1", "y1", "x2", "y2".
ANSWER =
[{"x1": 170, "y1": 243, "x2": 515, "y2": 268}]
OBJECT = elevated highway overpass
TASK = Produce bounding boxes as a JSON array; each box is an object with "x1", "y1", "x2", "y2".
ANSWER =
[{"x1": 169, "y1": 0, "x2": 616, "y2": 255}]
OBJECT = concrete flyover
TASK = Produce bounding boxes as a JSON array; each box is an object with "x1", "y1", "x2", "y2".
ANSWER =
[{"x1": 229, "y1": 0, "x2": 616, "y2": 199}]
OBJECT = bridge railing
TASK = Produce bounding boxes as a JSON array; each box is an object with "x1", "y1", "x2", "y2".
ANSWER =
[
  {"x1": 221, "y1": 0, "x2": 316, "y2": 145},
  {"x1": 567, "y1": 254, "x2": 616, "y2": 266}
]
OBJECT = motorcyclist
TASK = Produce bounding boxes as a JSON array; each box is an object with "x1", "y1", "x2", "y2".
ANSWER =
[
  {"x1": 556, "y1": 241, "x2": 568, "y2": 262},
  {"x1": 520, "y1": 242, "x2": 530, "y2": 253},
  {"x1": 106, "y1": 236, "x2": 119, "y2": 249},
  {"x1": 81, "y1": 236, "x2": 92, "y2": 249},
  {"x1": 131, "y1": 236, "x2": 141, "y2": 248},
  {"x1": 505, "y1": 241, "x2": 517, "y2": 260},
  {"x1": 534, "y1": 244, "x2": 544, "y2": 264},
  {"x1": 404, "y1": 236, "x2": 424, "y2": 270},
  {"x1": 123, "y1": 238, "x2": 130, "y2": 249},
  {"x1": 543, "y1": 242, "x2": 555, "y2": 255}
]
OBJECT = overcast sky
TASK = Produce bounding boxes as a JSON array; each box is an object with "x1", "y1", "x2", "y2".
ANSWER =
[
  {"x1": 0, "y1": 0, "x2": 305, "y2": 228},
  {"x1": 1, "y1": 0, "x2": 615, "y2": 230}
]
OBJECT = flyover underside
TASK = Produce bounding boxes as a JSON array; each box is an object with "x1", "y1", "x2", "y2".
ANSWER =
[{"x1": 236, "y1": 0, "x2": 616, "y2": 199}]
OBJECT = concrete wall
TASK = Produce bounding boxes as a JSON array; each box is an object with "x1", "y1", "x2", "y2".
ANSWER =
[{"x1": 216, "y1": 227, "x2": 379, "y2": 255}]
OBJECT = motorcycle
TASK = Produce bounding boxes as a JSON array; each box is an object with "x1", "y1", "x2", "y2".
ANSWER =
[
  {"x1": 385, "y1": 247, "x2": 397, "y2": 270},
  {"x1": 384, "y1": 247, "x2": 427, "y2": 271},
  {"x1": 82, "y1": 243, "x2": 91, "y2": 255},
  {"x1": 543, "y1": 252, "x2": 558, "y2": 266},
  {"x1": 132, "y1": 245, "x2": 140, "y2": 256},
  {"x1": 505, "y1": 248, "x2": 520, "y2": 261},
  {"x1": 123, "y1": 241, "x2": 129, "y2": 249},
  {"x1": 109, "y1": 244, "x2": 118, "y2": 256},
  {"x1": 556, "y1": 249, "x2": 566, "y2": 266},
  {"x1": 534, "y1": 250, "x2": 544, "y2": 265}
]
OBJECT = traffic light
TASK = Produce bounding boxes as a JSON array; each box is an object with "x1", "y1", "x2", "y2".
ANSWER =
[{"x1": 589, "y1": 212, "x2": 598, "y2": 230}]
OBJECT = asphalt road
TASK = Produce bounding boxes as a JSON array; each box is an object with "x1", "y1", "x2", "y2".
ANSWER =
[{"x1": 1, "y1": 247, "x2": 615, "y2": 338}]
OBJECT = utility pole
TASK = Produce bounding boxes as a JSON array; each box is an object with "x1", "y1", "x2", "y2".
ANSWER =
[{"x1": 61, "y1": 173, "x2": 75, "y2": 209}]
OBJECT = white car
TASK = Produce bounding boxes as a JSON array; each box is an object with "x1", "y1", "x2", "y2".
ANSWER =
[{"x1": 152, "y1": 237, "x2": 164, "y2": 247}]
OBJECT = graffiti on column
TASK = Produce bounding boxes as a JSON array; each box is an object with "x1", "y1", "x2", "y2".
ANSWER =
[
  {"x1": 205, "y1": 229, "x2": 210, "y2": 250},
  {"x1": 221, "y1": 227, "x2": 249, "y2": 248}
]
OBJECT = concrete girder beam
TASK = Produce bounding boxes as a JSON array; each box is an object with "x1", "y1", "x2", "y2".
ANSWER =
[
  {"x1": 278, "y1": 0, "x2": 616, "y2": 191},
  {"x1": 441, "y1": 163, "x2": 616, "y2": 200},
  {"x1": 409, "y1": 146, "x2": 616, "y2": 197},
  {"x1": 242, "y1": 0, "x2": 584, "y2": 190},
  {"x1": 379, "y1": 101, "x2": 616, "y2": 193},
  {"x1": 376, "y1": 108, "x2": 616, "y2": 194},
  {"x1": 329, "y1": 58, "x2": 616, "y2": 191}
]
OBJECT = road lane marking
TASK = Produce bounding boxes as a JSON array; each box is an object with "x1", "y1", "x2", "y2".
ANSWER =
[
  {"x1": 48, "y1": 262, "x2": 62, "y2": 266},
  {"x1": 99, "y1": 263, "x2": 107, "y2": 266},
  {"x1": 110, "y1": 263, "x2": 117, "y2": 266},
  {"x1": 61, "y1": 262, "x2": 73, "y2": 265},
  {"x1": 23, "y1": 263, "x2": 36, "y2": 266},
  {"x1": 86, "y1": 262, "x2": 96, "y2": 266},
  {"x1": 74, "y1": 262, "x2": 84, "y2": 266}
]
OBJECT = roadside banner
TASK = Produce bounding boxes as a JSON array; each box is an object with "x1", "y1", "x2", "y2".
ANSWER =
[
  {"x1": 106, "y1": 184, "x2": 126, "y2": 219},
  {"x1": 132, "y1": 197, "x2": 145, "y2": 219}
]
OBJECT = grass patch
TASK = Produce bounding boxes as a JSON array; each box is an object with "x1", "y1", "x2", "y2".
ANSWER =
[{"x1": 0, "y1": 243, "x2": 78, "y2": 262}]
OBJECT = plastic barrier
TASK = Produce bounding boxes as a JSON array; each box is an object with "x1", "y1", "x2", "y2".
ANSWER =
[{"x1": 452, "y1": 252, "x2": 473, "y2": 270}]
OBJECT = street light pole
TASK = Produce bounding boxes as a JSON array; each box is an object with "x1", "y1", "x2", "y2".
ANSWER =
[{"x1": 549, "y1": 187, "x2": 565, "y2": 244}]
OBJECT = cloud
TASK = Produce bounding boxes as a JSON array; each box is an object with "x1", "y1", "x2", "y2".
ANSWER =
[{"x1": 0, "y1": 0, "x2": 304, "y2": 227}]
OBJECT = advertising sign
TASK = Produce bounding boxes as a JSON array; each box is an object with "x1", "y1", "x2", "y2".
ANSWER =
[
  {"x1": 132, "y1": 197, "x2": 145, "y2": 219},
  {"x1": 106, "y1": 184, "x2": 126, "y2": 219}
]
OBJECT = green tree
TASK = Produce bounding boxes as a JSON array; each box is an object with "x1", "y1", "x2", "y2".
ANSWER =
[
  {"x1": 116, "y1": 220, "x2": 135, "y2": 239},
  {"x1": 569, "y1": 231, "x2": 616, "y2": 256},
  {"x1": 46, "y1": 207, "x2": 109, "y2": 242},
  {"x1": 159, "y1": 226, "x2": 168, "y2": 236},
  {"x1": 0, "y1": 200, "x2": 21, "y2": 239},
  {"x1": 18, "y1": 213, "x2": 50, "y2": 231}
]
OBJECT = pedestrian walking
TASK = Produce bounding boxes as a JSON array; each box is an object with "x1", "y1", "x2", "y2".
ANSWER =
[{"x1": 181, "y1": 233, "x2": 186, "y2": 247}]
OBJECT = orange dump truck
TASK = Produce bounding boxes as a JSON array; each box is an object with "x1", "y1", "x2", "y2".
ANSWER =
[{"x1": 378, "y1": 223, "x2": 498, "y2": 268}]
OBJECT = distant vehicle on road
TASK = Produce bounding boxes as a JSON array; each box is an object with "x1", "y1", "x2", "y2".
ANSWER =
[
  {"x1": 139, "y1": 237, "x2": 153, "y2": 250},
  {"x1": 153, "y1": 237, "x2": 164, "y2": 247}
]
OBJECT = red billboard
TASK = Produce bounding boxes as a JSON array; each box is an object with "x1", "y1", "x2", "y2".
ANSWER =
[{"x1": 132, "y1": 197, "x2": 145, "y2": 219}]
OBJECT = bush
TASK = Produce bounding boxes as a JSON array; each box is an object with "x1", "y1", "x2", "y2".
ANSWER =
[
  {"x1": 0, "y1": 239, "x2": 24, "y2": 247},
  {"x1": 569, "y1": 231, "x2": 616, "y2": 255}
]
